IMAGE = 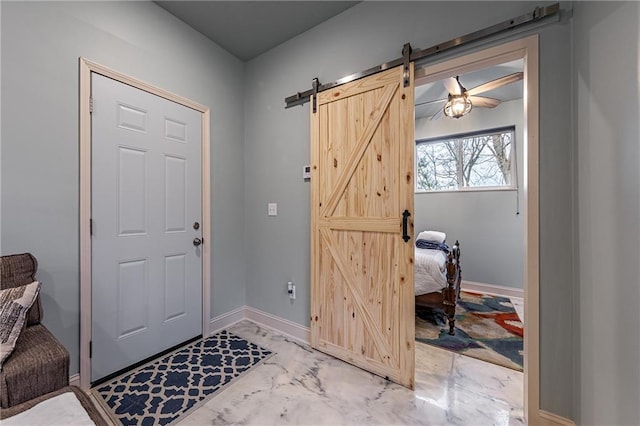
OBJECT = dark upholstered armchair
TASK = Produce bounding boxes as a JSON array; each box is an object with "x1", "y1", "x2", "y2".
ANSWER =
[{"x1": 0, "y1": 253, "x2": 69, "y2": 408}]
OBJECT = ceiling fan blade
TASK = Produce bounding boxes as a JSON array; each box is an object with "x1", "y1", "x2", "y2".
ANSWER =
[
  {"x1": 467, "y1": 72, "x2": 524, "y2": 96},
  {"x1": 430, "y1": 107, "x2": 445, "y2": 121},
  {"x1": 469, "y1": 96, "x2": 501, "y2": 108},
  {"x1": 442, "y1": 77, "x2": 462, "y2": 95},
  {"x1": 415, "y1": 98, "x2": 447, "y2": 107}
]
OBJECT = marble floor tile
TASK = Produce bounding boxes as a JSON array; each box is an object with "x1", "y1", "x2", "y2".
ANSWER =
[{"x1": 177, "y1": 321, "x2": 524, "y2": 426}]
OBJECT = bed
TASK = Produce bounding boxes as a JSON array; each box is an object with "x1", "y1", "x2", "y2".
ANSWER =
[{"x1": 414, "y1": 231, "x2": 462, "y2": 335}]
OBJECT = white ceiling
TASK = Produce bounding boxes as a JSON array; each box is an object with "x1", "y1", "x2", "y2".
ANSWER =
[
  {"x1": 415, "y1": 59, "x2": 524, "y2": 119},
  {"x1": 154, "y1": 1, "x2": 359, "y2": 61}
]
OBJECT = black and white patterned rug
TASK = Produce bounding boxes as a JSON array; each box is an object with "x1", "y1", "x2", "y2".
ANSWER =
[{"x1": 94, "y1": 330, "x2": 273, "y2": 425}]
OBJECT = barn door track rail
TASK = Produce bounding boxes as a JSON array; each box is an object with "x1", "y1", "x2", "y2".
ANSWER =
[{"x1": 285, "y1": 3, "x2": 560, "y2": 111}]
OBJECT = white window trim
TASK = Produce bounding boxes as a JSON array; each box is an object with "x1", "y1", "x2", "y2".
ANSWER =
[{"x1": 415, "y1": 126, "x2": 516, "y2": 193}]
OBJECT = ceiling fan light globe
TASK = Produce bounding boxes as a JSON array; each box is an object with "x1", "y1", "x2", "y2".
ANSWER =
[{"x1": 444, "y1": 94, "x2": 472, "y2": 118}]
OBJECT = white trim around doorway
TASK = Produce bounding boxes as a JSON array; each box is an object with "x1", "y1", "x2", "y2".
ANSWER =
[
  {"x1": 78, "y1": 57, "x2": 211, "y2": 390},
  {"x1": 414, "y1": 35, "x2": 540, "y2": 424}
]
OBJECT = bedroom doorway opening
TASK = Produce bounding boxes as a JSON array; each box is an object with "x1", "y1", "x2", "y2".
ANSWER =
[{"x1": 411, "y1": 35, "x2": 538, "y2": 422}]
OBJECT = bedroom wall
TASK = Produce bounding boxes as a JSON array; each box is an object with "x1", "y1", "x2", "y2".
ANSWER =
[
  {"x1": 573, "y1": 2, "x2": 640, "y2": 424},
  {"x1": 243, "y1": 1, "x2": 574, "y2": 419},
  {"x1": 414, "y1": 99, "x2": 524, "y2": 289},
  {"x1": 0, "y1": 1, "x2": 246, "y2": 375}
]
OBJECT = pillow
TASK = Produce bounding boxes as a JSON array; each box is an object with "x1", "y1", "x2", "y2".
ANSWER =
[
  {"x1": 0, "y1": 281, "x2": 41, "y2": 368},
  {"x1": 417, "y1": 230, "x2": 446, "y2": 244}
]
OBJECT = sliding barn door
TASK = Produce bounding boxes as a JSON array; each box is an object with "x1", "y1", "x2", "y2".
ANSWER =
[{"x1": 310, "y1": 66, "x2": 415, "y2": 388}]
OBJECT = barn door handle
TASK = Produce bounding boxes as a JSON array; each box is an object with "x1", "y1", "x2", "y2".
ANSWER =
[{"x1": 402, "y1": 210, "x2": 411, "y2": 243}]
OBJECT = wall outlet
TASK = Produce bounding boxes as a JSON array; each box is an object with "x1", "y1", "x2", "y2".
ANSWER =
[
  {"x1": 268, "y1": 203, "x2": 277, "y2": 216},
  {"x1": 287, "y1": 281, "x2": 296, "y2": 300}
]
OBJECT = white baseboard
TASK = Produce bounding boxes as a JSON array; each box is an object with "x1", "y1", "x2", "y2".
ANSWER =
[
  {"x1": 69, "y1": 373, "x2": 80, "y2": 387},
  {"x1": 461, "y1": 280, "x2": 524, "y2": 298},
  {"x1": 244, "y1": 306, "x2": 310, "y2": 345},
  {"x1": 539, "y1": 410, "x2": 576, "y2": 426},
  {"x1": 208, "y1": 305, "x2": 310, "y2": 345},
  {"x1": 209, "y1": 305, "x2": 247, "y2": 335}
]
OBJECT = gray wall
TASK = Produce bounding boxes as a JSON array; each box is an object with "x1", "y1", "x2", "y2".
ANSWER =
[
  {"x1": 573, "y1": 2, "x2": 640, "y2": 425},
  {"x1": 0, "y1": 1, "x2": 246, "y2": 375},
  {"x1": 537, "y1": 18, "x2": 574, "y2": 418},
  {"x1": 243, "y1": 1, "x2": 574, "y2": 418},
  {"x1": 415, "y1": 99, "x2": 524, "y2": 289}
]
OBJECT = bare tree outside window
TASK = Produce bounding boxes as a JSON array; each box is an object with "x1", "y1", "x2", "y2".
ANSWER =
[{"x1": 415, "y1": 127, "x2": 515, "y2": 192}]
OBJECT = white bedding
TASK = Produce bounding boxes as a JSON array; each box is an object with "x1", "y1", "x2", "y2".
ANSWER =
[
  {"x1": 1, "y1": 392, "x2": 94, "y2": 425},
  {"x1": 414, "y1": 247, "x2": 447, "y2": 295}
]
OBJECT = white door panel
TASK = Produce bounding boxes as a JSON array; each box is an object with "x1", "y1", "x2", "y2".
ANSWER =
[{"x1": 91, "y1": 73, "x2": 202, "y2": 382}]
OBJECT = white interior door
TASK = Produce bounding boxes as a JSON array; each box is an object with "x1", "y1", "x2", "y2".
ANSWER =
[{"x1": 91, "y1": 73, "x2": 202, "y2": 383}]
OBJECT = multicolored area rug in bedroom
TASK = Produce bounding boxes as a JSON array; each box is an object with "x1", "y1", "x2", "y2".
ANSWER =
[
  {"x1": 94, "y1": 330, "x2": 273, "y2": 425},
  {"x1": 415, "y1": 291, "x2": 524, "y2": 371}
]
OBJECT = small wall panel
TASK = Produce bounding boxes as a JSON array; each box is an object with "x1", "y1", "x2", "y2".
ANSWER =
[
  {"x1": 165, "y1": 118, "x2": 187, "y2": 143},
  {"x1": 117, "y1": 259, "x2": 148, "y2": 338},
  {"x1": 118, "y1": 147, "x2": 147, "y2": 236},
  {"x1": 164, "y1": 254, "x2": 186, "y2": 322},
  {"x1": 117, "y1": 103, "x2": 147, "y2": 133},
  {"x1": 164, "y1": 155, "x2": 186, "y2": 232}
]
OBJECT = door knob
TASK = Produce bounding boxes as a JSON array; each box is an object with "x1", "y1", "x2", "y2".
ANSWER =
[{"x1": 193, "y1": 237, "x2": 202, "y2": 247}]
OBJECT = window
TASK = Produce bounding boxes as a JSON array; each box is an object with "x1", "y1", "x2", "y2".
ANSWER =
[{"x1": 415, "y1": 126, "x2": 516, "y2": 192}]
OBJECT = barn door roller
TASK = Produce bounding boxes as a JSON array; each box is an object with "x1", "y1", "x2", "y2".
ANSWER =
[
  {"x1": 402, "y1": 43, "x2": 412, "y2": 88},
  {"x1": 312, "y1": 77, "x2": 319, "y2": 113},
  {"x1": 285, "y1": 3, "x2": 560, "y2": 109}
]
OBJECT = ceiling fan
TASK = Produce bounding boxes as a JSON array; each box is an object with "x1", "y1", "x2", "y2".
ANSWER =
[{"x1": 418, "y1": 72, "x2": 524, "y2": 120}]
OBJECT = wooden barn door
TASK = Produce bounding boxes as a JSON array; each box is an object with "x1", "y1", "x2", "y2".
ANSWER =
[{"x1": 310, "y1": 65, "x2": 415, "y2": 388}]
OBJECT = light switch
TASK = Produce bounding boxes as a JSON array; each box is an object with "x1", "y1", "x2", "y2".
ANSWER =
[{"x1": 268, "y1": 203, "x2": 277, "y2": 216}]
